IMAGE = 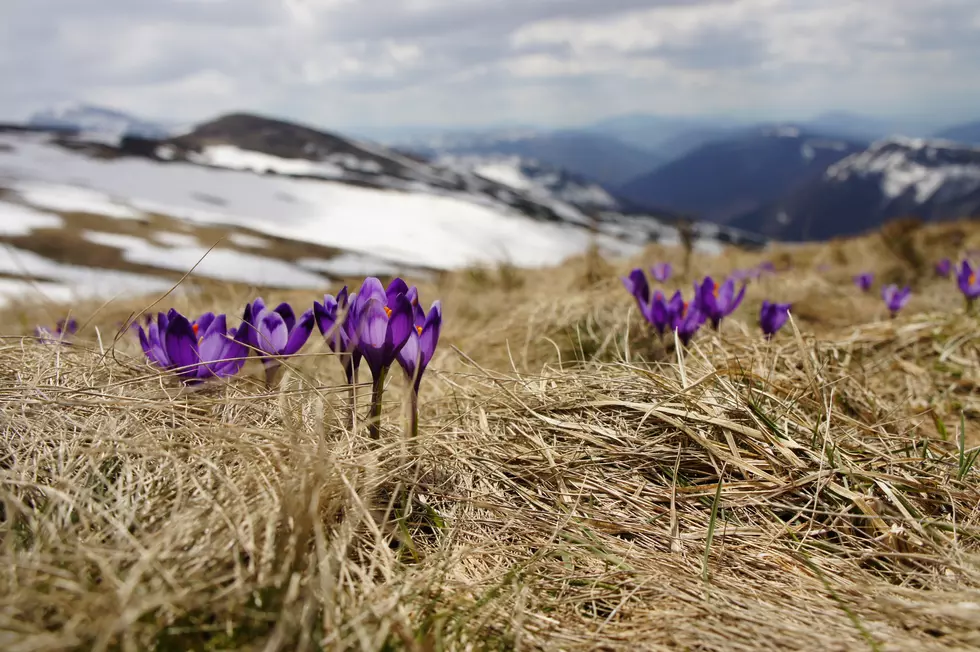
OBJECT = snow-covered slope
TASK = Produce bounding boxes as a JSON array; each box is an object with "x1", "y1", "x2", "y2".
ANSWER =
[
  {"x1": 0, "y1": 130, "x2": 634, "y2": 304},
  {"x1": 0, "y1": 131, "x2": 633, "y2": 269},
  {"x1": 0, "y1": 113, "x2": 768, "y2": 305},
  {"x1": 731, "y1": 137, "x2": 980, "y2": 240},
  {"x1": 436, "y1": 154, "x2": 619, "y2": 211},
  {"x1": 28, "y1": 103, "x2": 175, "y2": 142},
  {"x1": 824, "y1": 137, "x2": 980, "y2": 202}
]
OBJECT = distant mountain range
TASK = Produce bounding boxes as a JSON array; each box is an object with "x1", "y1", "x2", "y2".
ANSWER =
[
  {"x1": 616, "y1": 126, "x2": 866, "y2": 223},
  {"x1": 399, "y1": 129, "x2": 662, "y2": 188},
  {"x1": 12, "y1": 102, "x2": 980, "y2": 245},
  {"x1": 730, "y1": 137, "x2": 980, "y2": 240},
  {"x1": 934, "y1": 121, "x2": 980, "y2": 146}
]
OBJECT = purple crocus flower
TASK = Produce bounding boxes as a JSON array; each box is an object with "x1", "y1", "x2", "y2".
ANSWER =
[
  {"x1": 853, "y1": 273, "x2": 874, "y2": 292},
  {"x1": 314, "y1": 286, "x2": 358, "y2": 380},
  {"x1": 650, "y1": 263, "x2": 672, "y2": 283},
  {"x1": 241, "y1": 298, "x2": 315, "y2": 384},
  {"x1": 957, "y1": 260, "x2": 980, "y2": 304},
  {"x1": 881, "y1": 285, "x2": 911, "y2": 317},
  {"x1": 353, "y1": 277, "x2": 414, "y2": 380},
  {"x1": 242, "y1": 298, "x2": 315, "y2": 363},
  {"x1": 396, "y1": 300, "x2": 442, "y2": 394},
  {"x1": 35, "y1": 317, "x2": 78, "y2": 344},
  {"x1": 674, "y1": 301, "x2": 706, "y2": 346},
  {"x1": 621, "y1": 268, "x2": 650, "y2": 310},
  {"x1": 696, "y1": 276, "x2": 746, "y2": 329},
  {"x1": 935, "y1": 258, "x2": 952, "y2": 278},
  {"x1": 137, "y1": 309, "x2": 248, "y2": 383},
  {"x1": 354, "y1": 277, "x2": 416, "y2": 439},
  {"x1": 760, "y1": 301, "x2": 792, "y2": 339},
  {"x1": 644, "y1": 290, "x2": 683, "y2": 338}
]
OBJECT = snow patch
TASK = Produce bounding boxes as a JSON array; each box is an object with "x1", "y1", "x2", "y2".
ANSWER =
[
  {"x1": 76, "y1": 231, "x2": 329, "y2": 288},
  {"x1": 438, "y1": 153, "x2": 618, "y2": 211},
  {"x1": 0, "y1": 201, "x2": 64, "y2": 235},
  {"x1": 0, "y1": 277, "x2": 76, "y2": 308},
  {"x1": 153, "y1": 231, "x2": 200, "y2": 248},
  {"x1": 226, "y1": 232, "x2": 269, "y2": 248},
  {"x1": 82, "y1": 230, "x2": 150, "y2": 250},
  {"x1": 298, "y1": 253, "x2": 403, "y2": 277},
  {"x1": 0, "y1": 243, "x2": 176, "y2": 303},
  {"x1": 12, "y1": 181, "x2": 144, "y2": 220},
  {"x1": 188, "y1": 145, "x2": 346, "y2": 179}
]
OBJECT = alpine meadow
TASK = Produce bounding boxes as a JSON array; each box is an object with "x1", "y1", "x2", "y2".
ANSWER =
[{"x1": 2, "y1": 217, "x2": 980, "y2": 651}]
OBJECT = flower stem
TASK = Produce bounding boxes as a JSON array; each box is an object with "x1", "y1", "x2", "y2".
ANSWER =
[
  {"x1": 348, "y1": 363, "x2": 358, "y2": 433},
  {"x1": 410, "y1": 389, "x2": 419, "y2": 440},
  {"x1": 368, "y1": 367, "x2": 387, "y2": 440},
  {"x1": 264, "y1": 361, "x2": 282, "y2": 389}
]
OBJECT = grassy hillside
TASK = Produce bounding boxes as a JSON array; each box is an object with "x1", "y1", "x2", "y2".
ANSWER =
[{"x1": 2, "y1": 219, "x2": 980, "y2": 650}]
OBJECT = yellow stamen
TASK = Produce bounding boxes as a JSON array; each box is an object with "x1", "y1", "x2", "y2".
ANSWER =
[
  {"x1": 384, "y1": 306, "x2": 392, "y2": 318},
  {"x1": 416, "y1": 325, "x2": 423, "y2": 335},
  {"x1": 971, "y1": 273, "x2": 976, "y2": 285}
]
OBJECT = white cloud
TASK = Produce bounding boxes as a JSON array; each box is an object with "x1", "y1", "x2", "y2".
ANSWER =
[{"x1": 0, "y1": 0, "x2": 977, "y2": 129}]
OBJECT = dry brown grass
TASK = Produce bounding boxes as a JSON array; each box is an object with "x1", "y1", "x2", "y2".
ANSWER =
[{"x1": 2, "y1": 220, "x2": 980, "y2": 651}]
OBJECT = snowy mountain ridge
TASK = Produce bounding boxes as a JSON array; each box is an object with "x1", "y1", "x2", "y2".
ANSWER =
[
  {"x1": 27, "y1": 102, "x2": 178, "y2": 142},
  {"x1": 730, "y1": 136, "x2": 980, "y2": 240},
  {"x1": 435, "y1": 153, "x2": 620, "y2": 212},
  {"x1": 825, "y1": 137, "x2": 980, "y2": 204}
]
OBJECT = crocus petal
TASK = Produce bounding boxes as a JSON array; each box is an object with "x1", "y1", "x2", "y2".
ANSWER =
[
  {"x1": 729, "y1": 282, "x2": 747, "y2": 313},
  {"x1": 197, "y1": 330, "x2": 229, "y2": 372},
  {"x1": 649, "y1": 296, "x2": 669, "y2": 334},
  {"x1": 717, "y1": 279, "x2": 734, "y2": 309},
  {"x1": 621, "y1": 269, "x2": 650, "y2": 306},
  {"x1": 213, "y1": 326, "x2": 250, "y2": 378},
  {"x1": 358, "y1": 277, "x2": 387, "y2": 306},
  {"x1": 282, "y1": 309, "x2": 314, "y2": 356},
  {"x1": 385, "y1": 278, "x2": 410, "y2": 304},
  {"x1": 355, "y1": 298, "x2": 393, "y2": 377},
  {"x1": 314, "y1": 296, "x2": 338, "y2": 334},
  {"x1": 257, "y1": 311, "x2": 289, "y2": 354},
  {"x1": 386, "y1": 293, "x2": 414, "y2": 358},
  {"x1": 147, "y1": 322, "x2": 170, "y2": 367},
  {"x1": 137, "y1": 326, "x2": 153, "y2": 359},
  {"x1": 273, "y1": 302, "x2": 296, "y2": 332},
  {"x1": 418, "y1": 301, "x2": 442, "y2": 369},
  {"x1": 195, "y1": 312, "x2": 216, "y2": 335},
  {"x1": 397, "y1": 329, "x2": 421, "y2": 382},
  {"x1": 164, "y1": 314, "x2": 199, "y2": 376}
]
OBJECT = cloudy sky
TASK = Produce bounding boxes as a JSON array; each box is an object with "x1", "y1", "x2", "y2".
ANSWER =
[{"x1": 2, "y1": 0, "x2": 979, "y2": 132}]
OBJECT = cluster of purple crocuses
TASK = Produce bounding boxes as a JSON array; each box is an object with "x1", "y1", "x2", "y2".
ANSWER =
[
  {"x1": 622, "y1": 264, "x2": 775, "y2": 344},
  {"x1": 133, "y1": 276, "x2": 441, "y2": 438},
  {"x1": 851, "y1": 256, "x2": 980, "y2": 317},
  {"x1": 623, "y1": 260, "x2": 793, "y2": 342},
  {"x1": 852, "y1": 272, "x2": 911, "y2": 318}
]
